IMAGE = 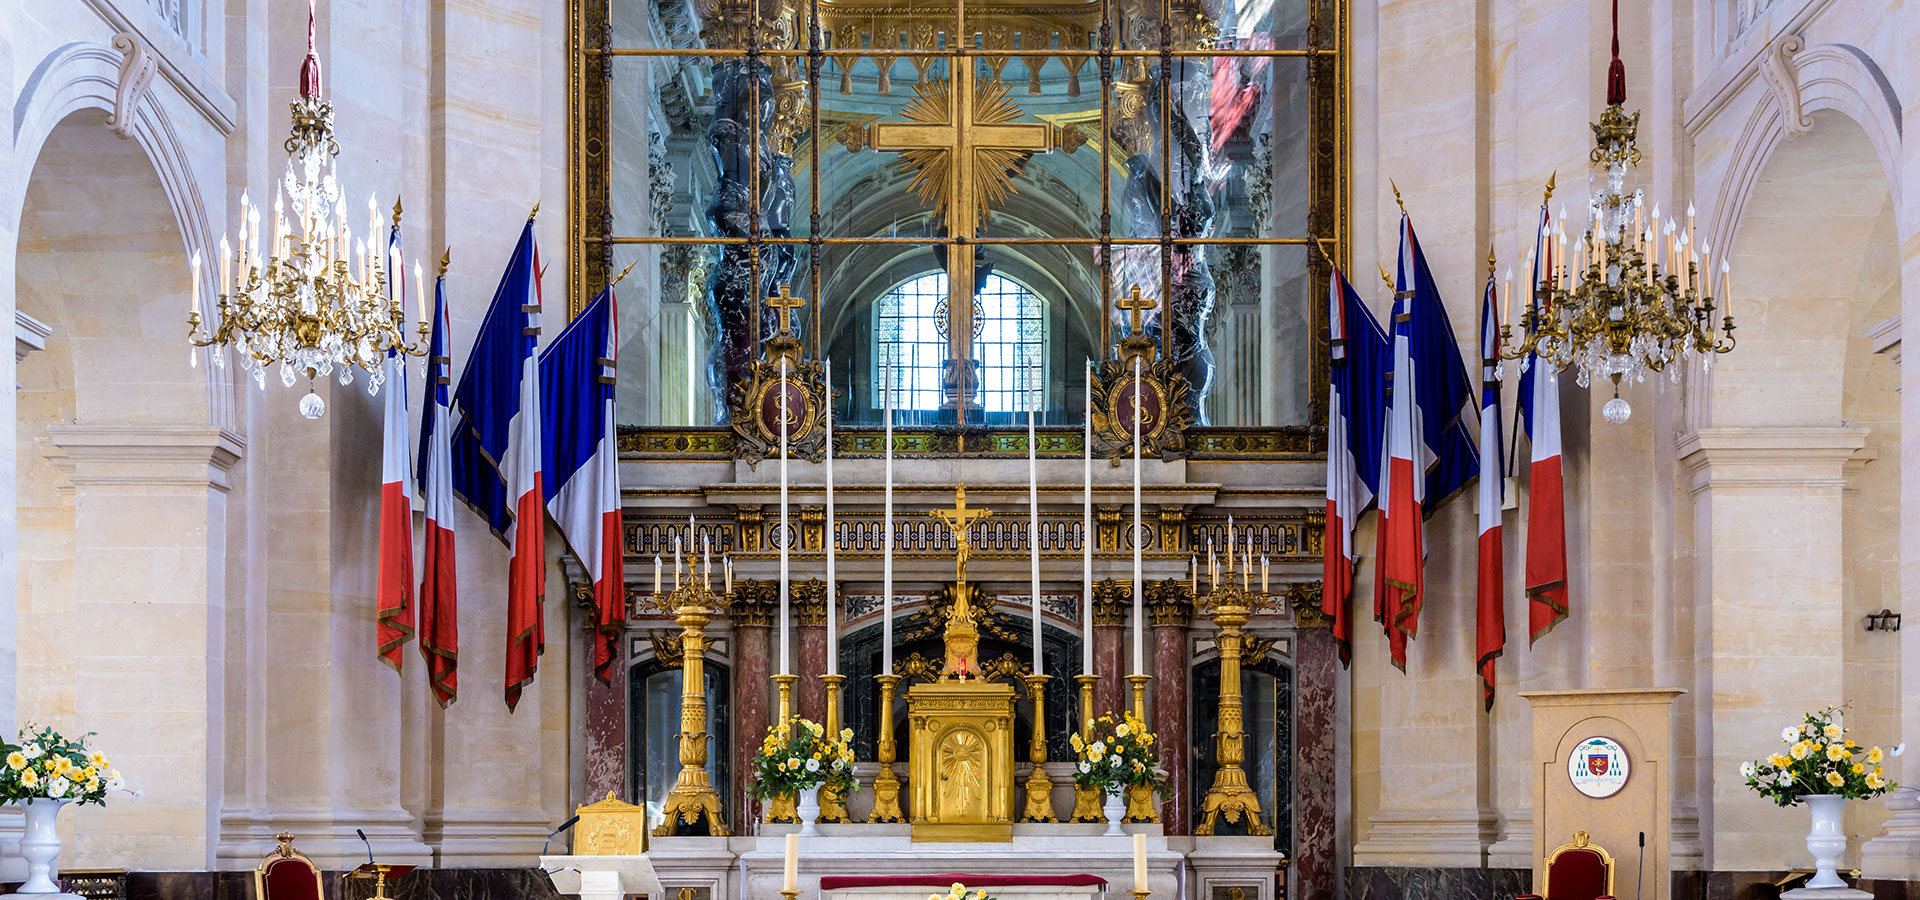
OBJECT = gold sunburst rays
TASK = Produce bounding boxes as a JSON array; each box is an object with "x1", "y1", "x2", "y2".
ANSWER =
[{"x1": 894, "y1": 76, "x2": 1033, "y2": 226}]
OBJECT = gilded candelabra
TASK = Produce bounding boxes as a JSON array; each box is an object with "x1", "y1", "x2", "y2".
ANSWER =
[
  {"x1": 764, "y1": 673, "x2": 801, "y2": 824},
  {"x1": 1194, "y1": 580, "x2": 1271, "y2": 836},
  {"x1": 819, "y1": 673, "x2": 852, "y2": 823},
  {"x1": 1497, "y1": 17, "x2": 1736, "y2": 424},
  {"x1": 1123, "y1": 672, "x2": 1158, "y2": 823},
  {"x1": 1020, "y1": 674, "x2": 1058, "y2": 822},
  {"x1": 1069, "y1": 674, "x2": 1104, "y2": 822},
  {"x1": 867, "y1": 674, "x2": 906, "y2": 822},
  {"x1": 187, "y1": 18, "x2": 426, "y2": 418},
  {"x1": 653, "y1": 579, "x2": 730, "y2": 836}
]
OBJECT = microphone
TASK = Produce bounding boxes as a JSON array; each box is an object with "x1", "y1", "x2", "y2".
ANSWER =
[
  {"x1": 1636, "y1": 831, "x2": 1646, "y2": 899},
  {"x1": 356, "y1": 828, "x2": 375, "y2": 867},
  {"x1": 541, "y1": 815, "x2": 582, "y2": 857}
]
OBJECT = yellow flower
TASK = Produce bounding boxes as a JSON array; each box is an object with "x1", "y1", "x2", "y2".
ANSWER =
[
  {"x1": 1070, "y1": 734, "x2": 1085, "y2": 752},
  {"x1": 1089, "y1": 750, "x2": 1104, "y2": 763},
  {"x1": 19, "y1": 770, "x2": 37, "y2": 788},
  {"x1": 1826, "y1": 771, "x2": 1846, "y2": 787},
  {"x1": 83, "y1": 778, "x2": 98, "y2": 793},
  {"x1": 1854, "y1": 764, "x2": 1865, "y2": 775},
  {"x1": 1768, "y1": 753, "x2": 1791, "y2": 768},
  {"x1": 1827, "y1": 745, "x2": 1848, "y2": 762},
  {"x1": 1875, "y1": 766, "x2": 1885, "y2": 778},
  {"x1": 1824, "y1": 724, "x2": 1843, "y2": 739},
  {"x1": 1869, "y1": 747, "x2": 1884, "y2": 763},
  {"x1": 1115, "y1": 724, "x2": 1131, "y2": 738},
  {"x1": 951, "y1": 883, "x2": 966, "y2": 894},
  {"x1": 78, "y1": 766, "x2": 94, "y2": 781},
  {"x1": 1142, "y1": 734, "x2": 1155, "y2": 746},
  {"x1": 87, "y1": 751, "x2": 106, "y2": 768},
  {"x1": 812, "y1": 752, "x2": 823, "y2": 761},
  {"x1": 1868, "y1": 774, "x2": 1887, "y2": 790},
  {"x1": 5, "y1": 753, "x2": 23, "y2": 772},
  {"x1": 841, "y1": 728, "x2": 854, "y2": 742},
  {"x1": 1845, "y1": 740, "x2": 1856, "y2": 749},
  {"x1": 1791, "y1": 742, "x2": 1811, "y2": 760}
]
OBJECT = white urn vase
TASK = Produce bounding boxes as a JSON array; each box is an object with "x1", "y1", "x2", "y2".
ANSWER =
[
  {"x1": 1801, "y1": 794, "x2": 1849, "y2": 890},
  {"x1": 4, "y1": 798, "x2": 79, "y2": 900},
  {"x1": 1102, "y1": 790, "x2": 1126, "y2": 836},
  {"x1": 797, "y1": 785, "x2": 822, "y2": 836}
]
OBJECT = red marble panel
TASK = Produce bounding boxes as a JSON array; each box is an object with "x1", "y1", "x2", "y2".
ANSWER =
[
  {"x1": 1153, "y1": 622, "x2": 1190, "y2": 834},
  {"x1": 734, "y1": 622, "x2": 771, "y2": 831}
]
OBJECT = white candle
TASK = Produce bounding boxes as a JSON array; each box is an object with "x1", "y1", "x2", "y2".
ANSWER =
[
  {"x1": 784, "y1": 833, "x2": 799, "y2": 891},
  {"x1": 189, "y1": 252, "x2": 202, "y2": 319},
  {"x1": 703, "y1": 533, "x2": 712, "y2": 591},
  {"x1": 674, "y1": 533, "x2": 682, "y2": 589},
  {"x1": 1131, "y1": 356, "x2": 1144, "y2": 677},
  {"x1": 1132, "y1": 832, "x2": 1148, "y2": 892},
  {"x1": 1029, "y1": 404, "x2": 1042, "y2": 677},
  {"x1": 414, "y1": 260, "x2": 427, "y2": 326},
  {"x1": 780, "y1": 358, "x2": 791, "y2": 676},
  {"x1": 825, "y1": 360, "x2": 837, "y2": 676},
  {"x1": 1082, "y1": 363, "x2": 1094, "y2": 675},
  {"x1": 654, "y1": 554, "x2": 662, "y2": 595},
  {"x1": 882, "y1": 363, "x2": 894, "y2": 675}
]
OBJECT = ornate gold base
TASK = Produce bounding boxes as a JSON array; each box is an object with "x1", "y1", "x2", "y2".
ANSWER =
[
  {"x1": 781, "y1": 889, "x2": 802, "y2": 900},
  {"x1": 1021, "y1": 764, "x2": 1058, "y2": 823},
  {"x1": 655, "y1": 763, "x2": 731, "y2": 836},
  {"x1": 818, "y1": 782, "x2": 852, "y2": 824},
  {"x1": 1069, "y1": 783, "x2": 1105, "y2": 822},
  {"x1": 1195, "y1": 764, "x2": 1271, "y2": 836},
  {"x1": 1123, "y1": 783, "x2": 1159, "y2": 823},
  {"x1": 868, "y1": 764, "x2": 905, "y2": 822},
  {"x1": 819, "y1": 674, "x2": 852, "y2": 823},
  {"x1": 1131, "y1": 889, "x2": 1153, "y2": 900},
  {"x1": 764, "y1": 789, "x2": 800, "y2": 824}
]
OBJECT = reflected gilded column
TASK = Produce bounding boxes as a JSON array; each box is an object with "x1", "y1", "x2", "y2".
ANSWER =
[{"x1": 654, "y1": 579, "x2": 730, "y2": 836}]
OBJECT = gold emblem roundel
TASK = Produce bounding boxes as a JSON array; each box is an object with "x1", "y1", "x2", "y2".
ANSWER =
[
  {"x1": 749, "y1": 375, "x2": 816, "y2": 444},
  {"x1": 1107, "y1": 375, "x2": 1168, "y2": 444}
]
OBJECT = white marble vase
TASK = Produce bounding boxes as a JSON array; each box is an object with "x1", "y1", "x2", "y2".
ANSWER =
[
  {"x1": 4, "y1": 798, "x2": 79, "y2": 899},
  {"x1": 798, "y1": 785, "x2": 822, "y2": 836},
  {"x1": 1103, "y1": 791, "x2": 1125, "y2": 836},
  {"x1": 1802, "y1": 794, "x2": 1849, "y2": 890}
]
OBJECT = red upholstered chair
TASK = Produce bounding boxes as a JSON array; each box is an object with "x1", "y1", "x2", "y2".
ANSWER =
[
  {"x1": 253, "y1": 833, "x2": 324, "y2": 900},
  {"x1": 1518, "y1": 831, "x2": 1616, "y2": 900}
]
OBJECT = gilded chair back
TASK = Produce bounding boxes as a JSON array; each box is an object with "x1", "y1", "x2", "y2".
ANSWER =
[
  {"x1": 254, "y1": 833, "x2": 324, "y2": 900},
  {"x1": 1540, "y1": 831, "x2": 1616, "y2": 900}
]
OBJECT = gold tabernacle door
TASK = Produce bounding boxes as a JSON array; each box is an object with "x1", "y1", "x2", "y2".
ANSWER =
[{"x1": 906, "y1": 679, "x2": 1018, "y2": 841}]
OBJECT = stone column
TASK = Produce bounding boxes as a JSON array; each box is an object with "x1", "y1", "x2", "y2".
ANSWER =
[
  {"x1": 1291, "y1": 600, "x2": 1340, "y2": 900},
  {"x1": 1864, "y1": 323, "x2": 1920, "y2": 878},
  {"x1": 1679, "y1": 427, "x2": 1866, "y2": 869},
  {"x1": 1147, "y1": 580, "x2": 1193, "y2": 833},
  {"x1": 729, "y1": 583, "x2": 777, "y2": 831},
  {"x1": 579, "y1": 581, "x2": 628, "y2": 803},
  {"x1": 796, "y1": 579, "x2": 827, "y2": 724},
  {"x1": 47, "y1": 424, "x2": 240, "y2": 868},
  {"x1": 1092, "y1": 580, "x2": 1129, "y2": 716}
]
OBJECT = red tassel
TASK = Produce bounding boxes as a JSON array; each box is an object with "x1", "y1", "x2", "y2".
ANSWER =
[
  {"x1": 1605, "y1": 0, "x2": 1626, "y2": 104},
  {"x1": 298, "y1": 0, "x2": 322, "y2": 99}
]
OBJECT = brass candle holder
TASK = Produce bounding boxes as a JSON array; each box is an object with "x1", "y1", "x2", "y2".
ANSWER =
[
  {"x1": 1194, "y1": 582, "x2": 1271, "y2": 836},
  {"x1": 1020, "y1": 673, "x2": 1058, "y2": 822},
  {"x1": 1069, "y1": 673, "x2": 1103, "y2": 821},
  {"x1": 653, "y1": 580, "x2": 731, "y2": 836},
  {"x1": 765, "y1": 673, "x2": 802, "y2": 824},
  {"x1": 867, "y1": 673, "x2": 905, "y2": 822},
  {"x1": 819, "y1": 673, "x2": 852, "y2": 823},
  {"x1": 1123, "y1": 672, "x2": 1157, "y2": 823},
  {"x1": 780, "y1": 889, "x2": 802, "y2": 900},
  {"x1": 1130, "y1": 889, "x2": 1152, "y2": 900}
]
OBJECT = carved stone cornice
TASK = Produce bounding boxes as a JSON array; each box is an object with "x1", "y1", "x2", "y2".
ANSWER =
[
  {"x1": 1303, "y1": 507, "x2": 1325, "y2": 556},
  {"x1": 1096, "y1": 505, "x2": 1123, "y2": 552},
  {"x1": 1091, "y1": 578, "x2": 1131, "y2": 626},
  {"x1": 793, "y1": 578, "x2": 830, "y2": 626},
  {"x1": 800, "y1": 506, "x2": 825, "y2": 552},
  {"x1": 1145, "y1": 579, "x2": 1194, "y2": 627},
  {"x1": 735, "y1": 507, "x2": 766, "y2": 552},
  {"x1": 1157, "y1": 505, "x2": 1187, "y2": 555},
  {"x1": 730, "y1": 579, "x2": 779, "y2": 626}
]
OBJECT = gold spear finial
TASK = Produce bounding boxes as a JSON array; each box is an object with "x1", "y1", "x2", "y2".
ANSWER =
[
  {"x1": 1378, "y1": 262, "x2": 1394, "y2": 291},
  {"x1": 529, "y1": 201, "x2": 541, "y2": 221},
  {"x1": 438, "y1": 247, "x2": 452, "y2": 278},
  {"x1": 608, "y1": 259, "x2": 641, "y2": 288},
  {"x1": 1390, "y1": 179, "x2": 1407, "y2": 215},
  {"x1": 1488, "y1": 242, "x2": 1497, "y2": 277},
  {"x1": 1543, "y1": 171, "x2": 1557, "y2": 204},
  {"x1": 1312, "y1": 239, "x2": 1338, "y2": 270},
  {"x1": 392, "y1": 196, "x2": 403, "y2": 226}
]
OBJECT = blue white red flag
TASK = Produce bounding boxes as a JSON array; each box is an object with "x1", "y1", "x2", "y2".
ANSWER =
[
  {"x1": 1322, "y1": 262, "x2": 1387, "y2": 667},
  {"x1": 377, "y1": 216, "x2": 415, "y2": 673},
  {"x1": 417, "y1": 260, "x2": 459, "y2": 706},
  {"x1": 1519, "y1": 204, "x2": 1568, "y2": 643},
  {"x1": 540, "y1": 286, "x2": 624, "y2": 686},
  {"x1": 1476, "y1": 268, "x2": 1505, "y2": 707},
  {"x1": 452, "y1": 217, "x2": 546, "y2": 711}
]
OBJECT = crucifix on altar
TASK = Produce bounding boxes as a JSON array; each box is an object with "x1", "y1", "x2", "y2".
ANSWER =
[{"x1": 846, "y1": 63, "x2": 1084, "y2": 417}]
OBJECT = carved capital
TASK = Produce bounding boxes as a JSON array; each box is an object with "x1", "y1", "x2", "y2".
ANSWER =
[
  {"x1": 1091, "y1": 578, "x2": 1132, "y2": 626},
  {"x1": 1286, "y1": 581, "x2": 1330, "y2": 628},
  {"x1": 1145, "y1": 579, "x2": 1195, "y2": 627},
  {"x1": 729, "y1": 579, "x2": 779, "y2": 626},
  {"x1": 793, "y1": 578, "x2": 829, "y2": 626}
]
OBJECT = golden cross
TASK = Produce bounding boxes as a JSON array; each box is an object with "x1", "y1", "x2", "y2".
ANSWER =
[
  {"x1": 929, "y1": 483, "x2": 993, "y2": 580},
  {"x1": 767, "y1": 283, "x2": 806, "y2": 336},
  {"x1": 1117, "y1": 284, "x2": 1157, "y2": 337},
  {"x1": 864, "y1": 64, "x2": 1071, "y2": 412}
]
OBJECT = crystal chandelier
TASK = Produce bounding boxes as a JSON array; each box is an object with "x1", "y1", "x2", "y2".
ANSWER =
[
  {"x1": 186, "y1": 4, "x2": 423, "y2": 418},
  {"x1": 1501, "y1": 0, "x2": 1736, "y2": 423}
]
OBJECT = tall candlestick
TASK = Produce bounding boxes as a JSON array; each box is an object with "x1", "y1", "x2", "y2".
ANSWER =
[
  {"x1": 882, "y1": 363, "x2": 894, "y2": 675},
  {"x1": 780, "y1": 358, "x2": 791, "y2": 676},
  {"x1": 1029, "y1": 403, "x2": 1042, "y2": 677},
  {"x1": 1082, "y1": 364, "x2": 1094, "y2": 675},
  {"x1": 824, "y1": 360, "x2": 837, "y2": 676},
  {"x1": 1133, "y1": 832, "x2": 1148, "y2": 891},
  {"x1": 1131, "y1": 356, "x2": 1144, "y2": 677},
  {"x1": 783, "y1": 833, "x2": 799, "y2": 891}
]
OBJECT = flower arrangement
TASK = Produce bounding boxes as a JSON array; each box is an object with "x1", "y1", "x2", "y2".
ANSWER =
[
  {"x1": 748, "y1": 718, "x2": 857, "y2": 801},
  {"x1": 1070, "y1": 711, "x2": 1164, "y2": 795},
  {"x1": 1742, "y1": 706, "x2": 1899, "y2": 807},
  {"x1": 927, "y1": 882, "x2": 997, "y2": 900},
  {"x1": 1, "y1": 725, "x2": 125, "y2": 806}
]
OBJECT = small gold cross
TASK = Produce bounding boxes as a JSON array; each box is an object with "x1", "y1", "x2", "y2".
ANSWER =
[
  {"x1": 767, "y1": 283, "x2": 806, "y2": 336},
  {"x1": 1117, "y1": 285, "x2": 1157, "y2": 337}
]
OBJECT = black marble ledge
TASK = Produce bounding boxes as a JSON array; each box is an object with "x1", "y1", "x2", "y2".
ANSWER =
[
  {"x1": 1344, "y1": 866, "x2": 1529, "y2": 900},
  {"x1": 123, "y1": 868, "x2": 565, "y2": 900}
]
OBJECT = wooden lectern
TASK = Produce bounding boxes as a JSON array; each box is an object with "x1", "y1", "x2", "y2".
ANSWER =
[{"x1": 1520, "y1": 689, "x2": 1682, "y2": 900}]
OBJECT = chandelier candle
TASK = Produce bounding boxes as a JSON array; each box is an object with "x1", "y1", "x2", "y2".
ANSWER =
[
  {"x1": 824, "y1": 360, "x2": 837, "y2": 676},
  {"x1": 780, "y1": 357, "x2": 791, "y2": 676},
  {"x1": 1029, "y1": 404, "x2": 1042, "y2": 677}
]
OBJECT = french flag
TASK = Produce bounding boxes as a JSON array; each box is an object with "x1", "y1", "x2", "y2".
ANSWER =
[
  {"x1": 376, "y1": 219, "x2": 416, "y2": 673},
  {"x1": 417, "y1": 260, "x2": 459, "y2": 707},
  {"x1": 452, "y1": 218, "x2": 546, "y2": 712},
  {"x1": 1475, "y1": 270, "x2": 1505, "y2": 708},
  {"x1": 1323, "y1": 263, "x2": 1387, "y2": 667},
  {"x1": 540, "y1": 286, "x2": 624, "y2": 686},
  {"x1": 1374, "y1": 239, "x2": 1422, "y2": 670},
  {"x1": 1519, "y1": 205, "x2": 1568, "y2": 643}
]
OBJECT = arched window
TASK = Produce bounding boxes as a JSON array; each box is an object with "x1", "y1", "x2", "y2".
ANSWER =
[{"x1": 874, "y1": 272, "x2": 1046, "y2": 413}]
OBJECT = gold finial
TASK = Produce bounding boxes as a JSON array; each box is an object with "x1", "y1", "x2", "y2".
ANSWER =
[
  {"x1": 1543, "y1": 171, "x2": 1557, "y2": 204},
  {"x1": 391, "y1": 196, "x2": 403, "y2": 226},
  {"x1": 1487, "y1": 242, "x2": 1497, "y2": 277},
  {"x1": 1378, "y1": 262, "x2": 1394, "y2": 291},
  {"x1": 1312, "y1": 239, "x2": 1338, "y2": 270},
  {"x1": 438, "y1": 247, "x2": 452, "y2": 278},
  {"x1": 609, "y1": 259, "x2": 640, "y2": 289},
  {"x1": 1390, "y1": 179, "x2": 1407, "y2": 215},
  {"x1": 528, "y1": 201, "x2": 541, "y2": 221}
]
